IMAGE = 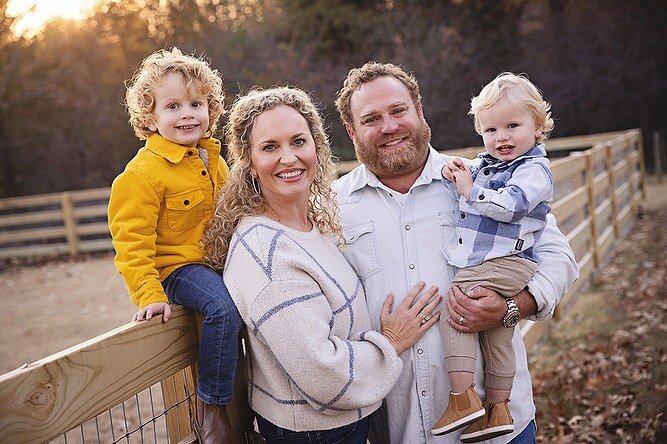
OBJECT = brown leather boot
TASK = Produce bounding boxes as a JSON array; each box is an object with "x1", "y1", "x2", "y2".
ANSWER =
[{"x1": 194, "y1": 396, "x2": 240, "y2": 444}]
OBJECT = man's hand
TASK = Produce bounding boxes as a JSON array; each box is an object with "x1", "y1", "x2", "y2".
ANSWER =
[
  {"x1": 445, "y1": 286, "x2": 506, "y2": 333},
  {"x1": 133, "y1": 302, "x2": 172, "y2": 323}
]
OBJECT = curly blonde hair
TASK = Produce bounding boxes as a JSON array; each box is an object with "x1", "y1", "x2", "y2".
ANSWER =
[
  {"x1": 203, "y1": 86, "x2": 341, "y2": 270},
  {"x1": 470, "y1": 72, "x2": 554, "y2": 143},
  {"x1": 125, "y1": 47, "x2": 225, "y2": 139},
  {"x1": 335, "y1": 61, "x2": 422, "y2": 128}
]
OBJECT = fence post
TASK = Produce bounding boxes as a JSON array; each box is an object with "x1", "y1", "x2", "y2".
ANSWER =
[
  {"x1": 605, "y1": 142, "x2": 620, "y2": 238},
  {"x1": 60, "y1": 193, "x2": 79, "y2": 256},
  {"x1": 585, "y1": 151, "x2": 600, "y2": 268},
  {"x1": 635, "y1": 130, "x2": 647, "y2": 199},
  {"x1": 653, "y1": 130, "x2": 663, "y2": 183},
  {"x1": 624, "y1": 135, "x2": 637, "y2": 216}
]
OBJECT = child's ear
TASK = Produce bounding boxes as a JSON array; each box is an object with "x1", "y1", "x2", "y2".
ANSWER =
[
  {"x1": 534, "y1": 124, "x2": 543, "y2": 141},
  {"x1": 144, "y1": 116, "x2": 157, "y2": 133}
]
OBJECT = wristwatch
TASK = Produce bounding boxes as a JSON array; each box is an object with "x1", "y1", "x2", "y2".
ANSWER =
[{"x1": 502, "y1": 297, "x2": 521, "y2": 328}]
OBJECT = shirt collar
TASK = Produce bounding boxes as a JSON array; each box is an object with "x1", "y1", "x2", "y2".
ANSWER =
[
  {"x1": 346, "y1": 145, "x2": 445, "y2": 195},
  {"x1": 479, "y1": 142, "x2": 546, "y2": 168},
  {"x1": 144, "y1": 134, "x2": 220, "y2": 164}
]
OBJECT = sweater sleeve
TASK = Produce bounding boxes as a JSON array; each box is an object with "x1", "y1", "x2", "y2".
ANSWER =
[
  {"x1": 248, "y1": 277, "x2": 403, "y2": 414},
  {"x1": 108, "y1": 169, "x2": 167, "y2": 308}
]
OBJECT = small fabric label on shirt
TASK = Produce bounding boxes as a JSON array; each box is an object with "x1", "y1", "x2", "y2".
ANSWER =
[{"x1": 515, "y1": 238, "x2": 525, "y2": 250}]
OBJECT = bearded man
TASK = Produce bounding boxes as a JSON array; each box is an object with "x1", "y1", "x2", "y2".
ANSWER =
[{"x1": 333, "y1": 62, "x2": 578, "y2": 444}]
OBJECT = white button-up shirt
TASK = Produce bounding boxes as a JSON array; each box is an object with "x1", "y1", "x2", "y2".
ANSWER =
[{"x1": 334, "y1": 148, "x2": 579, "y2": 444}]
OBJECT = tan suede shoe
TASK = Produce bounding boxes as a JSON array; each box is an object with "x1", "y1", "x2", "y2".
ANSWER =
[
  {"x1": 460, "y1": 400, "x2": 514, "y2": 443},
  {"x1": 431, "y1": 384, "x2": 485, "y2": 436}
]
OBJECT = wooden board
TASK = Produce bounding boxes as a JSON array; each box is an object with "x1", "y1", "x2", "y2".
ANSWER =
[{"x1": 0, "y1": 306, "x2": 198, "y2": 443}]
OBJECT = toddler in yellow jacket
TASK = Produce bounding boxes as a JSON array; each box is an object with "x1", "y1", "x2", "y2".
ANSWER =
[{"x1": 108, "y1": 48, "x2": 241, "y2": 443}]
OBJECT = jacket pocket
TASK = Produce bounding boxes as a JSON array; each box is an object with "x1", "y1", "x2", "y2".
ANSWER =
[
  {"x1": 165, "y1": 189, "x2": 205, "y2": 232},
  {"x1": 341, "y1": 221, "x2": 380, "y2": 280}
]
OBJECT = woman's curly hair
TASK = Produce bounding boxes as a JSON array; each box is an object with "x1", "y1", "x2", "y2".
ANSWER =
[
  {"x1": 125, "y1": 47, "x2": 225, "y2": 139},
  {"x1": 203, "y1": 86, "x2": 341, "y2": 270}
]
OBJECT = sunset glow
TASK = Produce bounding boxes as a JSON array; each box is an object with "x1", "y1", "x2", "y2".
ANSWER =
[{"x1": 7, "y1": 0, "x2": 96, "y2": 35}]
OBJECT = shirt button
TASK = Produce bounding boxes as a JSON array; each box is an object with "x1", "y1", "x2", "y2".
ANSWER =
[
  {"x1": 201, "y1": 171, "x2": 207, "y2": 176},
  {"x1": 417, "y1": 348, "x2": 423, "y2": 354},
  {"x1": 460, "y1": 212, "x2": 466, "y2": 219},
  {"x1": 458, "y1": 238, "x2": 463, "y2": 244},
  {"x1": 183, "y1": 200, "x2": 190, "y2": 205},
  {"x1": 405, "y1": 225, "x2": 411, "y2": 231},
  {"x1": 479, "y1": 194, "x2": 485, "y2": 200},
  {"x1": 484, "y1": 170, "x2": 490, "y2": 175},
  {"x1": 421, "y1": 390, "x2": 427, "y2": 397},
  {"x1": 187, "y1": 150, "x2": 193, "y2": 156},
  {"x1": 409, "y1": 264, "x2": 415, "y2": 270}
]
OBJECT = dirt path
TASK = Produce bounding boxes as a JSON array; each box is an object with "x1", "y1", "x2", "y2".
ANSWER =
[{"x1": 0, "y1": 254, "x2": 134, "y2": 374}]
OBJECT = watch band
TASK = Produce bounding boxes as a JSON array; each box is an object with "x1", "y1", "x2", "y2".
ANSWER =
[{"x1": 502, "y1": 297, "x2": 521, "y2": 328}]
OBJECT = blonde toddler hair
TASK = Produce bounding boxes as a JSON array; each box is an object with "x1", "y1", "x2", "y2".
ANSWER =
[
  {"x1": 203, "y1": 86, "x2": 341, "y2": 270},
  {"x1": 469, "y1": 72, "x2": 554, "y2": 143},
  {"x1": 125, "y1": 47, "x2": 225, "y2": 139}
]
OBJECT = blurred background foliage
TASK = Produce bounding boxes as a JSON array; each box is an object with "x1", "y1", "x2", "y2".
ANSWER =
[{"x1": 0, "y1": 0, "x2": 665, "y2": 197}]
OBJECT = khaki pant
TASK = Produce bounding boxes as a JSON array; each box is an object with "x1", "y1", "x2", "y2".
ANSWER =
[{"x1": 441, "y1": 256, "x2": 538, "y2": 390}]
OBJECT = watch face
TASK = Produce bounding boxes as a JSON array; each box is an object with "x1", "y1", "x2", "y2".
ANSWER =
[{"x1": 505, "y1": 312, "x2": 520, "y2": 327}]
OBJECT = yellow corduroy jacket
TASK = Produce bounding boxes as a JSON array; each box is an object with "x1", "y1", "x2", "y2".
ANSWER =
[{"x1": 108, "y1": 134, "x2": 229, "y2": 309}]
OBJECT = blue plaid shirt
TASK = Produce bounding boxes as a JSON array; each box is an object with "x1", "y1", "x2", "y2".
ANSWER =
[{"x1": 443, "y1": 144, "x2": 553, "y2": 268}]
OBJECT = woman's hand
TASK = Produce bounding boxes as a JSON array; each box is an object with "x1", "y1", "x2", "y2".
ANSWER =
[
  {"x1": 132, "y1": 302, "x2": 172, "y2": 322},
  {"x1": 380, "y1": 281, "x2": 442, "y2": 355}
]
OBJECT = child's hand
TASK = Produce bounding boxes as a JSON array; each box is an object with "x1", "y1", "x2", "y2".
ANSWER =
[
  {"x1": 133, "y1": 302, "x2": 172, "y2": 323},
  {"x1": 452, "y1": 163, "x2": 473, "y2": 198},
  {"x1": 442, "y1": 158, "x2": 467, "y2": 182}
]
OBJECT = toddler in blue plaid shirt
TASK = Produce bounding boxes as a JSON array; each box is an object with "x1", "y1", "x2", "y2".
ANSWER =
[{"x1": 432, "y1": 73, "x2": 555, "y2": 442}]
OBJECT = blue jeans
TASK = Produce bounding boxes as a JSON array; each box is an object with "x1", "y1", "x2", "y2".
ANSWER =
[
  {"x1": 256, "y1": 415, "x2": 369, "y2": 444},
  {"x1": 163, "y1": 264, "x2": 242, "y2": 405},
  {"x1": 509, "y1": 420, "x2": 536, "y2": 444}
]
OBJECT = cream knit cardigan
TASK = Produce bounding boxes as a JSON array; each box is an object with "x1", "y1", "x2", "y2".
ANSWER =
[{"x1": 224, "y1": 216, "x2": 403, "y2": 432}]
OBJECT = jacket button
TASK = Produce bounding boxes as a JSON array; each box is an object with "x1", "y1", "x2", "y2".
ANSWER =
[
  {"x1": 458, "y1": 238, "x2": 463, "y2": 244},
  {"x1": 479, "y1": 194, "x2": 485, "y2": 200},
  {"x1": 201, "y1": 171, "x2": 207, "y2": 176},
  {"x1": 460, "y1": 212, "x2": 465, "y2": 219},
  {"x1": 187, "y1": 150, "x2": 193, "y2": 156},
  {"x1": 184, "y1": 200, "x2": 190, "y2": 205},
  {"x1": 421, "y1": 390, "x2": 427, "y2": 397},
  {"x1": 484, "y1": 170, "x2": 490, "y2": 175}
]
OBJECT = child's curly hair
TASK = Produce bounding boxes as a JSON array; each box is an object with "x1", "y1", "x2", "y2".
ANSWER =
[{"x1": 125, "y1": 47, "x2": 225, "y2": 139}]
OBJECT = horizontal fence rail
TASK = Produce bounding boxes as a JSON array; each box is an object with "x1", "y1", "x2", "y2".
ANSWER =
[{"x1": 0, "y1": 129, "x2": 646, "y2": 443}]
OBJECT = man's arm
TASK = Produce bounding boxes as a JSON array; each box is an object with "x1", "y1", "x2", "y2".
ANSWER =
[{"x1": 446, "y1": 214, "x2": 579, "y2": 332}]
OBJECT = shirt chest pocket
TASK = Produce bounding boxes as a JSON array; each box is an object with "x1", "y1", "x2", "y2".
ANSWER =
[
  {"x1": 165, "y1": 189, "x2": 205, "y2": 232},
  {"x1": 438, "y1": 210, "x2": 461, "y2": 257},
  {"x1": 341, "y1": 221, "x2": 380, "y2": 280}
]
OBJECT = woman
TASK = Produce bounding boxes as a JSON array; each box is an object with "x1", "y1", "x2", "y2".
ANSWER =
[{"x1": 204, "y1": 86, "x2": 441, "y2": 443}]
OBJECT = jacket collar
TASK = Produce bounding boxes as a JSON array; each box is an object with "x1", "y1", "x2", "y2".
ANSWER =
[
  {"x1": 479, "y1": 143, "x2": 546, "y2": 168},
  {"x1": 144, "y1": 134, "x2": 220, "y2": 164},
  {"x1": 346, "y1": 145, "x2": 444, "y2": 195}
]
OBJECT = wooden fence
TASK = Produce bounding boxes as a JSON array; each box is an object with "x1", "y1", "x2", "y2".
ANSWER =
[{"x1": 0, "y1": 129, "x2": 646, "y2": 443}]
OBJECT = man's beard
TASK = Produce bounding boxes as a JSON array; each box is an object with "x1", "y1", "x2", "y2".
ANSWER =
[{"x1": 353, "y1": 119, "x2": 431, "y2": 178}]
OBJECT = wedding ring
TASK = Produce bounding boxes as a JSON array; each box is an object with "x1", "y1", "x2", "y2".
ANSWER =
[
  {"x1": 458, "y1": 315, "x2": 465, "y2": 325},
  {"x1": 418, "y1": 313, "x2": 430, "y2": 324}
]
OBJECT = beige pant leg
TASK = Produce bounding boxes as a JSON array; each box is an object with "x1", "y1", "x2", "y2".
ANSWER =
[{"x1": 445, "y1": 256, "x2": 537, "y2": 388}]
